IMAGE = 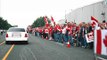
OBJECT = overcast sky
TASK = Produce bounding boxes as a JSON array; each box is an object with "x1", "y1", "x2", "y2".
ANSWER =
[{"x1": 1, "y1": 0, "x2": 102, "y2": 28}]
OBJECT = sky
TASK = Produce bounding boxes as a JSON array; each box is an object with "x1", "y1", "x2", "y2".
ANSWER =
[{"x1": 0, "y1": 0, "x2": 102, "y2": 28}]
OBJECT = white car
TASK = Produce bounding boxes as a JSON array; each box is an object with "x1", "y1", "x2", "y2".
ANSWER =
[{"x1": 5, "y1": 27, "x2": 29, "y2": 44}]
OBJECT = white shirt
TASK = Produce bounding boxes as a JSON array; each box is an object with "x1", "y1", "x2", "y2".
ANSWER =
[{"x1": 62, "y1": 27, "x2": 67, "y2": 34}]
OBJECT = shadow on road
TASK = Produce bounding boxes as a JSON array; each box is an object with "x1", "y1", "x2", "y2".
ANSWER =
[{"x1": 5, "y1": 41, "x2": 29, "y2": 45}]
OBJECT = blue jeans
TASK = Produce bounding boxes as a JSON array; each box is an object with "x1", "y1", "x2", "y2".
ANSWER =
[
  {"x1": 54, "y1": 33, "x2": 58, "y2": 42},
  {"x1": 57, "y1": 32, "x2": 62, "y2": 43},
  {"x1": 62, "y1": 34, "x2": 67, "y2": 42},
  {"x1": 84, "y1": 37, "x2": 88, "y2": 48},
  {"x1": 68, "y1": 35, "x2": 73, "y2": 46},
  {"x1": 37, "y1": 32, "x2": 40, "y2": 37},
  {"x1": 76, "y1": 35, "x2": 80, "y2": 47}
]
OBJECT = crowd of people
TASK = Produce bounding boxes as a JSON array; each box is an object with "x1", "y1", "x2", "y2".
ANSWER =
[{"x1": 29, "y1": 20, "x2": 107, "y2": 49}]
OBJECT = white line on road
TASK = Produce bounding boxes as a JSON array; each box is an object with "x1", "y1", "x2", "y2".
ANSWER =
[
  {"x1": 0, "y1": 41, "x2": 5, "y2": 46},
  {"x1": 26, "y1": 47, "x2": 38, "y2": 60},
  {"x1": 19, "y1": 47, "x2": 38, "y2": 60}
]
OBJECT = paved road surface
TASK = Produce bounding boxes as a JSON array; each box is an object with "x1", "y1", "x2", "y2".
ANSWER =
[{"x1": 0, "y1": 34, "x2": 94, "y2": 60}]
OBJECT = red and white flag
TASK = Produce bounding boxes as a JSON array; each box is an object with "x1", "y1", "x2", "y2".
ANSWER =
[
  {"x1": 51, "y1": 16, "x2": 56, "y2": 25},
  {"x1": 44, "y1": 16, "x2": 48, "y2": 24},
  {"x1": 85, "y1": 31, "x2": 94, "y2": 43},
  {"x1": 94, "y1": 30, "x2": 107, "y2": 55},
  {"x1": 91, "y1": 16, "x2": 99, "y2": 29}
]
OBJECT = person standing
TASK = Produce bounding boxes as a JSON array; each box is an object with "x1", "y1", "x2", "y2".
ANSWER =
[
  {"x1": 56, "y1": 24, "x2": 62, "y2": 43},
  {"x1": 53, "y1": 24, "x2": 58, "y2": 42},
  {"x1": 87, "y1": 23, "x2": 93, "y2": 49},
  {"x1": 79, "y1": 22, "x2": 85, "y2": 48},
  {"x1": 48, "y1": 26, "x2": 53, "y2": 40},
  {"x1": 62, "y1": 24, "x2": 67, "y2": 44},
  {"x1": 43, "y1": 27, "x2": 49, "y2": 39},
  {"x1": 66, "y1": 22, "x2": 73, "y2": 46}
]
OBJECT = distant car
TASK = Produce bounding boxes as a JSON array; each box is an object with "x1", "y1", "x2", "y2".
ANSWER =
[{"x1": 5, "y1": 27, "x2": 29, "y2": 44}]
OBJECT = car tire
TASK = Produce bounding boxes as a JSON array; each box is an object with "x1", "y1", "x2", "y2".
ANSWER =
[
  {"x1": 26, "y1": 41, "x2": 28, "y2": 44},
  {"x1": 23, "y1": 41, "x2": 28, "y2": 44},
  {"x1": 5, "y1": 41, "x2": 8, "y2": 44}
]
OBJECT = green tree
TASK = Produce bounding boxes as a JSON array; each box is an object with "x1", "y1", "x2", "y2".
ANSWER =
[
  {"x1": 0, "y1": 17, "x2": 12, "y2": 30},
  {"x1": 32, "y1": 16, "x2": 51, "y2": 28}
]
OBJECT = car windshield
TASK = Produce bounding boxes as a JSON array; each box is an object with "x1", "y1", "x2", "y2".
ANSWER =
[{"x1": 8, "y1": 28, "x2": 25, "y2": 32}]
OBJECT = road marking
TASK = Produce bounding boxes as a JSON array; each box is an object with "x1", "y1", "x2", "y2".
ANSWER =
[
  {"x1": 2, "y1": 44, "x2": 15, "y2": 60},
  {"x1": 0, "y1": 41, "x2": 5, "y2": 46}
]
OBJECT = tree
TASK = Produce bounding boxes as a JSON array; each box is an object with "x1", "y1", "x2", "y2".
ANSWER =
[
  {"x1": 32, "y1": 16, "x2": 51, "y2": 28},
  {"x1": 0, "y1": 17, "x2": 12, "y2": 30}
]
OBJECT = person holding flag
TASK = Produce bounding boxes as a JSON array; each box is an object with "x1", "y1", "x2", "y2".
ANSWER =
[{"x1": 85, "y1": 16, "x2": 100, "y2": 49}]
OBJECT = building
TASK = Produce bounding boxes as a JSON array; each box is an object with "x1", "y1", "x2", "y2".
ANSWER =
[
  {"x1": 66, "y1": 1, "x2": 107, "y2": 24},
  {"x1": 58, "y1": 19, "x2": 66, "y2": 25}
]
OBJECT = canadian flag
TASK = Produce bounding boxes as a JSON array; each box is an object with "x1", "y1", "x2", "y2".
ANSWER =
[
  {"x1": 51, "y1": 16, "x2": 56, "y2": 25},
  {"x1": 44, "y1": 16, "x2": 49, "y2": 24},
  {"x1": 94, "y1": 30, "x2": 107, "y2": 55},
  {"x1": 85, "y1": 31, "x2": 94, "y2": 43},
  {"x1": 91, "y1": 16, "x2": 99, "y2": 29}
]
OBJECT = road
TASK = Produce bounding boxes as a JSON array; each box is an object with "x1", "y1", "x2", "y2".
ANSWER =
[{"x1": 0, "y1": 34, "x2": 94, "y2": 60}]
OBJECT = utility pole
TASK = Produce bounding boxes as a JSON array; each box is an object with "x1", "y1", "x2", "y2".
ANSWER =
[{"x1": 101, "y1": 0, "x2": 107, "y2": 22}]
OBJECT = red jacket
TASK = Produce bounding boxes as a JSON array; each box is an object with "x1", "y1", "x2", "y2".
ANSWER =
[
  {"x1": 56, "y1": 26, "x2": 62, "y2": 32},
  {"x1": 66, "y1": 26, "x2": 72, "y2": 35},
  {"x1": 39, "y1": 29, "x2": 43, "y2": 33},
  {"x1": 44, "y1": 28, "x2": 49, "y2": 33},
  {"x1": 54, "y1": 25, "x2": 57, "y2": 32}
]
